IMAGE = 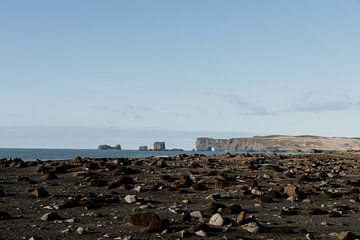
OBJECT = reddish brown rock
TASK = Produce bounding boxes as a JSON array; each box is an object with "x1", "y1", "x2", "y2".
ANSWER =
[
  {"x1": 178, "y1": 175, "x2": 194, "y2": 187},
  {"x1": 128, "y1": 212, "x2": 160, "y2": 227},
  {"x1": 284, "y1": 184, "x2": 299, "y2": 197},
  {"x1": 337, "y1": 231, "x2": 355, "y2": 240}
]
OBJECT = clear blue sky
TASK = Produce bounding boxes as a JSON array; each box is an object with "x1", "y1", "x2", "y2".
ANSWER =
[{"x1": 1, "y1": 0, "x2": 360, "y2": 139}]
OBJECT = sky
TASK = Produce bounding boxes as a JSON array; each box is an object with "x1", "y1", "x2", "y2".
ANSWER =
[{"x1": 1, "y1": 1, "x2": 360, "y2": 148}]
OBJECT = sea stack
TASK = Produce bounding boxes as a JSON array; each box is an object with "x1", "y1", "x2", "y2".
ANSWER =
[
  {"x1": 153, "y1": 142, "x2": 166, "y2": 151},
  {"x1": 138, "y1": 146, "x2": 148, "y2": 151}
]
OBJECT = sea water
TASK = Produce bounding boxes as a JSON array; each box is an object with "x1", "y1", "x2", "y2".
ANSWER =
[{"x1": 0, "y1": 148, "x2": 226, "y2": 161}]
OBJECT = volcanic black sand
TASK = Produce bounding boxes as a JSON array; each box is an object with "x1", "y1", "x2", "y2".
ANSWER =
[{"x1": 0, "y1": 153, "x2": 360, "y2": 239}]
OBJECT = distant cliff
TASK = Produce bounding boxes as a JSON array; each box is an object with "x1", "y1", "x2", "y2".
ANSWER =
[
  {"x1": 97, "y1": 144, "x2": 122, "y2": 150},
  {"x1": 196, "y1": 135, "x2": 360, "y2": 152}
]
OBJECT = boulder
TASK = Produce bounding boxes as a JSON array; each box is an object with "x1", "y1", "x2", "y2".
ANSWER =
[
  {"x1": 128, "y1": 212, "x2": 160, "y2": 227},
  {"x1": 138, "y1": 146, "x2": 148, "y2": 151}
]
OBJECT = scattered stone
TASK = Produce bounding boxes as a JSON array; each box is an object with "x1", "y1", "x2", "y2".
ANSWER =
[
  {"x1": 209, "y1": 213, "x2": 224, "y2": 226},
  {"x1": 125, "y1": 195, "x2": 137, "y2": 204},
  {"x1": 223, "y1": 204, "x2": 242, "y2": 215},
  {"x1": 337, "y1": 231, "x2": 355, "y2": 240},
  {"x1": 28, "y1": 237, "x2": 43, "y2": 240},
  {"x1": 77, "y1": 227, "x2": 85, "y2": 235},
  {"x1": 191, "y1": 182, "x2": 206, "y2": 191},
  {"x1": 242, "y1": 222, "x2": 260, "y2": 234},
  {"x1": 195, "y1": 230, "x2": 207, "y2": 237},
  {"x1": 30, "y1": 187, "x2": 49, "y2": 198},
  {"x1": 108, "y1": 176, "x2": 134, "y2": 189},
  {"x1": 178, "y1": 175, "x2": 194, "y2": 187},
  {"x1": 284, "y1": 184, "x2": 299, "y2": 197},
  {"x1": 236, "y1": 211, "x2": 246, "y2": 225},
  {"x1": 40, "y1": 212, "x2": 62, "y2": 221},
  {"x1": 41, "y1": 173, "x2": 58, "y2": 181}
]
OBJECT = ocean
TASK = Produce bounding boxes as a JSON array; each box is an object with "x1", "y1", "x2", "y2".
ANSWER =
[{"x1": 0, "y1": 148, "x2": 225, "y2": 161}]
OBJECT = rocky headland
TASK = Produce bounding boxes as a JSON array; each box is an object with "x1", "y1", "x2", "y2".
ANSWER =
[
  {"x1": 98, "y1": 144, "x2": 122, "y2": 150},
  {"x1": 196, "y1": 135, "x2": 360, "y2": 152}
]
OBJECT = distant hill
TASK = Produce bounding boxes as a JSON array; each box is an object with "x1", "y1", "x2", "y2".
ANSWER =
[{"x1": 196, "y1": 135, "x2": 360, "y2": 152}]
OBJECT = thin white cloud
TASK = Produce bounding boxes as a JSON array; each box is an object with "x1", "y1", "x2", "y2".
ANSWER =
[
  {"x1": 286, "y1": 93, "x2": 356, "y2": 113},
  {"x1": 221, "y1": 94, "x2": 276, "y2": 116}
]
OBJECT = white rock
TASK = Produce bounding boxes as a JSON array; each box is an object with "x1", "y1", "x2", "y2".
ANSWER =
[
  {"x1": 195, "y1": 230, "x2": 207, "y2": 237},
  {"x1": 64, "y1": 218, "x2": 75, "y2": 223},
  {"x1": 190, "y1": 211, "x2": 203, "y2": 218},
  {"x1": 209, "y1": 213, "x2": 224, "y2": 226},
  {"x1": 133, "y1": 186, "x2": 142, "y2": 192},
  {"x1": 77, "y1": 227, "x2": 85, "y2": 235},
  {"x1": 124, "y1": 195, "x2": 137, "y2": 204},
  {"x1": 242, "y1": 222, "x2": 260, "y2": 234}
]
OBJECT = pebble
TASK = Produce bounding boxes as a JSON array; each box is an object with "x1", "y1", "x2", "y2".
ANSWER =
[
  {"x1": 77, "y1": 227, "x2": 85, "y2": 235},
  {"x1": 209, "y1": 213, "x2": 224, "y2": 226},
  {"x1": 195, "y1": 230, "x2": 207, "y2": 237},
  {"x1": 124, "y1": 195, "x2": 137, "y2": 204},
  {"x1": 242, "y1": 222, "x2": 260, "y2": 234},
  {"x1": 40, "y1": 212, "x2": 62, "y2": 221}
]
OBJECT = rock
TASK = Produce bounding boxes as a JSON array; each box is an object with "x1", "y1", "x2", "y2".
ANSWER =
[
  {"x1": 138, "y1": 146, "x2": 148, "y2": 151},
  {"x1": 202, "y1": 202, "x2": 226, "y2": 216},
  {"x1": 178, "y1": 175, "x2": 194, "y2": 187},
  {"x1": 236, "y1": 211, "x2": 246, "y2": 225},
  {"x1": 154, "y1": 142, "x2": 166, "y2": 151},
  {"x1": 244, "y1": 179, "x2": 258, "y2": 188},
  {"x1": 146, "y1": 219, "x2": 169, "y2": 233},
  {"x1": 192, "y1": 222, "x2": 211, "y2": 232},
  {"x1": 190, "y1": 211, "x2": 203, "y2": 218},
  {"x1": 128, "y1": 212, "x2": 160, "y2": 227},
  {"x1": 28, "y1": 237, "x2": 43, "y2": 240},
  {"x1": 40, "y1": 173, "x2": 58, "y2": 181},
  {"x1": 195, "y1": 230, "x2": 207, "y2": 237},
  {"x1": 337, "y1": 231, "x2": 355, "y2": 240},
  {"x1": 209, "y1": 213, "x2": 224, "y2": 226},
  {"x1": 191, "y1": 183, "x2": 206, "y2": 191},
  {"x1": 284, "y1": 184, "x2": 299, "y2": 197},
  {"x1": 177, "y1": 213, "x2": 191, "y2": 223},
  {"x1": 77, "y1": 227, "x2": 85, "y2": 235},
  {"x1": 108, "y1": 176, "x2": 134, "y2": 189},
  {"x1": 0, "y1": 189, "x2": 4, "y2": 197},
  {"x1": 30, "y1": 187, "x2": 49, "y2": 198},
  {"x1": 133, "y1": 185, "x2": 143, "y2": 192},
  {"x1": 89, "y1": 179, "x2": 108, "y2": 187},
  {"x1": 0, "y1": 211, "x2": 12, "y2": 220},
  {"x1": 242, "y1": 222, "x2": 260, "y2": 234},
  {"x1": 223, "y1": 204, "x2": 242, "y2": 215},
  {"x1": 328, "y1": 211, "x2": 342, "y2": 218},
  {"x1": 40, "y1": 212, "x2": 62, "y2": 221},
  {"x1": 125, "y1": 195, "x2": 137, "y2": 204}
]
